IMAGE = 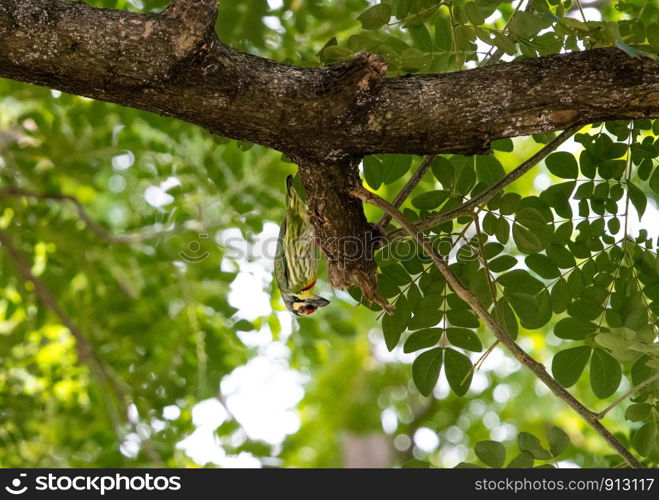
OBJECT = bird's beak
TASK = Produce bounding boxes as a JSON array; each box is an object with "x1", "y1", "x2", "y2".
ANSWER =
[{"x1": 311, "y1": 297, "x2": 330, "y2": 308}]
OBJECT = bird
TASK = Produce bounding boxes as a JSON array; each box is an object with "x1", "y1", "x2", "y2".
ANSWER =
[{"x1": 274, "y1": 175, "x2": 330, "y2": 316}]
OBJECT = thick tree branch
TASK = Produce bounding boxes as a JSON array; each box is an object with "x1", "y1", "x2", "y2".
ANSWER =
[
  {"x1": 293, "y1": 155, "x2": 391, "y2": 310},
  {"x1": 0, "y1": 0, "x2": 657, "y2": 159},
  {"x1": 352, "y1": 184, "x2": 643, "y2": 469}
]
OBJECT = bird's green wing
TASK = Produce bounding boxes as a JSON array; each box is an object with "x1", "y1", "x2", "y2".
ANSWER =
[{"x1": 274, "y1": 212, "x2": 291, "y2": 293}]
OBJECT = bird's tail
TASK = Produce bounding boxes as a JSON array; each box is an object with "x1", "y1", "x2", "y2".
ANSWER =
[{"x1": 286, "y1": 175, "x2": 306, "y2": 214}]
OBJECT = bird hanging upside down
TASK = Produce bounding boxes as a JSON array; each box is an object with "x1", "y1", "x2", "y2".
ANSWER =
[{"x1": 274, "y1": 175, "x2": 330, "y2": 316}]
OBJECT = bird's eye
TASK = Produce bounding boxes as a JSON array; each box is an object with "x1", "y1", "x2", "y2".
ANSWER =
[{"x1": 299, "y1": 306, "x2": 317, "y2": 316}]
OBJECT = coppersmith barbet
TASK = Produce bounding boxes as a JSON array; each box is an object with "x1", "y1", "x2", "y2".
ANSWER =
[{"x1": 274, "y1": 175, "x2": 330, "y2": 315}]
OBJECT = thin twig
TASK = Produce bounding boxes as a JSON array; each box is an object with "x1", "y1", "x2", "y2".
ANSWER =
[
  {"x1": 460, "y1": 215, "x2": 501, "y2": 384},
  {"x1": 597, "y1": 373, "x2": 659, "y2": 420},
  {"x1": 352, "y1": 184, "x2": 643, "y2": 469},
  {"x1": 377, "y1": 154, "x2": 436, "y2": 228},
  {"x1": 385, "y1": 125, "x2": 581, "y2": 242}
]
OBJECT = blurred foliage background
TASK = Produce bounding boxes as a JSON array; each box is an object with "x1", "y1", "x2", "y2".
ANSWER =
[{"x1": 0, "y1": 0, "x2": 658, "y2": 468}]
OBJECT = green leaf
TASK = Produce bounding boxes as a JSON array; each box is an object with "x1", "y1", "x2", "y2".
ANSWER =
[
  {"x1": 567, "y1": 299, "x2": 603, "y2": 321},
  {"x1": 495, "y1": 215, "x2": 510, "y2": 244},
  {"x1": 628, "y1": 181, "x2": 647, "y2": 218},
  {"x1": 498, "y1": 269, "x2": 544, "y2": 293},
  {"x1": 548, "y1": 427, "x2": 569, "y2": 457},
  {"x1": 363, "y1": 156, "x2": 383, "y2": 190},
  {"x1": 500, "y1": 193, "x2": 521, "y2": 215},
  {"x1": 510, "y1": 11, "x2": 546, "y2": 38},
  {"x1": 446, "y1": 328, "x2": 482, "y2": 352},
  {"x1": 513, "y1": 208, "x2": 549, "y2": 254},
  {"x1": 444, "y1": 348, "x2": 473, "y2": 396},
  {"x1": 435, "y1": 17, "x2": 452, "y2": 51},
  {"x1": 554, "y1": 318, "x2": 597, "y2": 340},
  {"x1": 455, "y1": 159, "x2": 476, "y2": 195},
  {"x1": 382, "y1": 154, "x2": 413, "y2": 184},
  {"x1": 412, "y1": 190, "x2": 450, "y2": 210},
  {"x1": 465, "y1": 2, "x2": 486, "y2": 25},
  {"x1": 475, "y1": 440, "x2": 506, "y2": 468},
  {"x1": 649, "y1": 167, "x2": 659, "y2": 195},
  {"x1": 409, "y1": 308, "x2": 443, "y2": 330},
  {"x1": 489, "y1": 255, "x2": 517, "y2": 273},
  {"x1": 514, "y1": 229, "x2": 543, "y2": 254},
  {"x1": 413, "y1": 347, "x2": 443, "y2": 396},
  {"x1": 491, "y1": 31, "x2": 516, "y2": 54},
  {"x1": 540, "y1": 182, "x2": 575, "y2": 218},
  {"x1": 518, "y1": 432, "x2": 552, "y2": 460},
  {"x1": 625, "y1": 403, "x2": 652, "y2": 422},
  {"x1": 545, "y1": 152, "x2": 578, "y2": 179},
  {"x1": 631, "y1": 355, "x2": 656, "y2": 386},
  {"x1": 446, "y1": 309, "x2": 480, "y2": 328},
  {"x1": 525, "y1": 254, "x2": 560, "y2": 279},
  {"x1": 382, "y1": 263, "x2": 411, "y2": 285},
  {"x1": 382, "y1": 295, "x2": 410, "y2": 351},
  {"x1": 476, "y1": 155, "x2": 506, "y2": 185},
  {"x1": 233, "y1": 319, "x2": 255, "y2": 331},
  {"x1": 506, "y1": 292, "x2": 538, "y2": 327},
  {"x1": 550, "y1": 278, "x2": 570, "y2": 314},
  {"x1": 408, "y1": 24, "x2": 433, "y2": 52},
  {"x1": 507, "y1": 452, "x2": 534, "y2": 468},
  {"x1": 590, "y1": 348, "x2": 622, "y2": 399},
  {"x1": 648, "y1": 23, "x2": 659, "y2": 49},
  {"x1": 492, "y1": 138, "x2": 514, "y2": 152},
  {"x1": 358, "y1": 4, "x2": 392, "y2": 30},
  {"x1": 632, "y1": 422, "x2": 657, "y2": 457},
  {"x1": 499, "y1": 299, "x2": 519, "y2": 339},
  {"x1": 552, "y1": 346, "x2": 591, "y2": 388},
  {"x1": 546, "y1": 244, "x2": 576, "y2": 269},
  {"x1": 404, "y1": 328, "x2": 442, "y2": 353},
  {"x1": 401, "y1": 47, "x2": 429, "y2": 72},
  {"x1": 432, "y1": 156, "x2": 454, "y2": 188}
]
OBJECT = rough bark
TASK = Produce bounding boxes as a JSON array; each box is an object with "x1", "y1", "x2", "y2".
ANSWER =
[
  {"x1": 293, "y1": 155, "x2": 385, "y2": 304},
  {"x1": 1, "y1": 0, "x2": 658, "y2": 159},
  {"x1": 1, "y1": 0, "x2": 658, "y2": 298}
]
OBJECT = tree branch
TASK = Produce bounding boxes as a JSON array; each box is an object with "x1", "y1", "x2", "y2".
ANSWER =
[
  {"x1": 597, "y1": 372, "x2": 659, "y2": 420},
  {"x1": 377, "y1": 154, "x2": 436, "y2": 229},
  {"x1": 385, "y1": 126, "x2": 581, "y2": 242},
  {"x1": 352, "y1": 184, "x2": 643, "y2": 469},
  {"x1": 0, "y1": 0, "x2": 657, "y2": 159}
]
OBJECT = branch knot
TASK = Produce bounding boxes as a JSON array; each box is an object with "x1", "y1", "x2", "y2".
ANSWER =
[{"x1": 161, "y1": 0, "x2": 218, "y2": 61}]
